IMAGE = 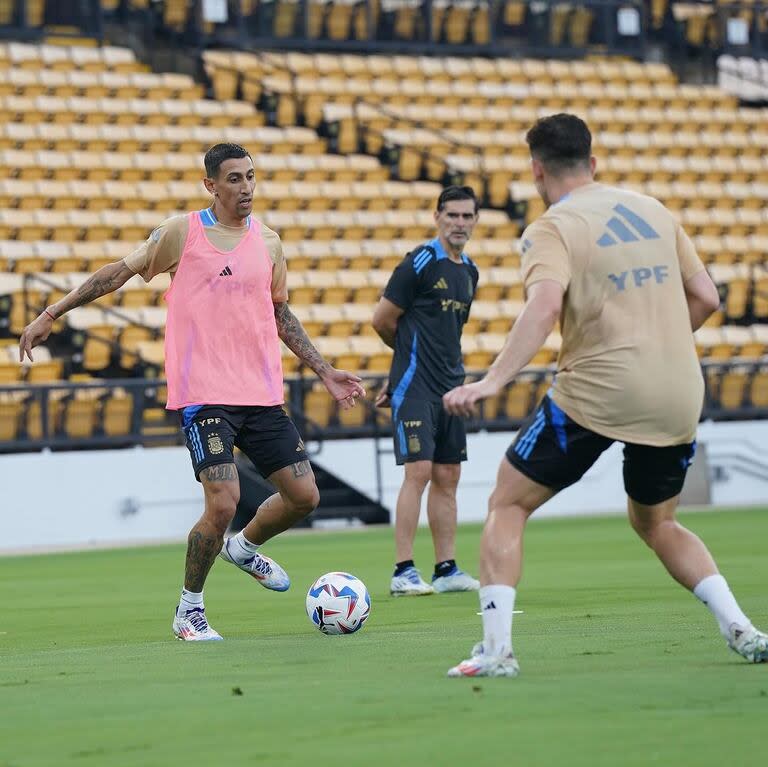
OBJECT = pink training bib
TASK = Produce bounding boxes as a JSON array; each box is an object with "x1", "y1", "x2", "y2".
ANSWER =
[{"x1": 163, "y1": 211, "x2": 284, "y2": 409}]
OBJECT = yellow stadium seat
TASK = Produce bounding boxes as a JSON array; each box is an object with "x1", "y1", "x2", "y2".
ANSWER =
[
  {"x1": 103, "y1": 393, "x2": 134, "y2": 436},
  {"x1": 749, "y1": 366, "x2": 768, "y2": 408},
  {"x1": 82, "y1": 327, "x2": 116, "y2": 372},
  {"x1": 505, "y1": 381, "x2": 536, "y2": 420},
  {"x1": 719, "y1": 366, "x2": 749, "y2": 410},
  {"x1": 304, "y1": 382, "x2": 335, "y2": 427},
  {"x1": 25, "y1": 358, "x2": 63, "y2": 384},
  {"x1": 119, "y1": 325, "x2": 152, "y2": 369},
  {"x1": 0, "y1": 359, "x2": 22, "y2": 385},
  {"x1": 0, "y1": 400, "x2": 22, "y2": 441},
  {"x1": 63, "y1": 398, "x2": 97, "y2": 438},
  {"x1": 26, "y1": 397, "x2": 63, "y2": 441}
]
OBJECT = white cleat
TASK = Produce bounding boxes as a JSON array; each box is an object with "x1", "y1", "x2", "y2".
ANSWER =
[
  {"x1": 172, "y1": 606, "x2": 223, "y2": 641},
  {"x1": 727, "y1": 624, "x2": 768, "y2": 663},
  {"x1": 390, "y1": 566, "x2": 434, "y2": 596},
  {"x1": 447, "y1": 642, "x2": 520, "y2": 678},
  {"x1": 219, "y1": 539, "x2": 291, "y2": 592},
  {"x1": 432, "y1": 567, "x2": 480, "y2": 593}
]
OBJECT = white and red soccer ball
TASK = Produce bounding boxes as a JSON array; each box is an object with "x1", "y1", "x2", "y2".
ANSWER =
[{"x1": 306, "y1": 572, "x2": 371, "y2": 635}]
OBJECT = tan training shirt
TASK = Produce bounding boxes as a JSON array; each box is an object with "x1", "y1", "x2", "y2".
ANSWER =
[
  {"x1": 520, "y1": 182, "x2": 706, "y2": 446},
  {"x1": 123, "y1": 212, "x2": 288, "y2": 302}
]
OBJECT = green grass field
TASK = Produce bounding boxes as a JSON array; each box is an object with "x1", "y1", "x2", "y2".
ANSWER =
[{"x1": 2, "y1": 509, "x2": 767, "y2": 767}]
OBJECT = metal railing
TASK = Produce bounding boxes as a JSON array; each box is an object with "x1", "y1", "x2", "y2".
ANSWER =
[
  {"x1": 0, "y1": 0, "x2": 104, "y2": 39},
  {"x1": 1, "y1": 360, "x2": 766, "y2": 453},
  {"x1": 99, "y1": 0, "x2": 649, "y2": 57}
]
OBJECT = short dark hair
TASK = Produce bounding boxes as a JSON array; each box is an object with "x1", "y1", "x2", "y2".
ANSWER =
[
  {"x1": 525, "y1": 114, "x2": 592, "y2": 175},
  {"x1": 437, "y1": 185, "x2": 478, "y2": 213},
  {"x1": 204, "y1": 143, "x2": 251, "y2": 178}
]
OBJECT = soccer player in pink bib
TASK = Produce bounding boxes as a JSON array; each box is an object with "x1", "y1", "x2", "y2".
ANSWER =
[{"x1": 20, "y1": 143, "x2": 365, "y2": 641}]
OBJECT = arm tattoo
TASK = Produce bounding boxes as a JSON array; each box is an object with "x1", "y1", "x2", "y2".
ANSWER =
[
  {"x1": 185, "y1": 530, "x2": 219, "y2": 592},
  {"x1": 201, "y1": 464, "x2": 238, "y2": 482},
  {"x1": 291, "y1": 460, "x2": 311, "y2": 478},
  {"x1": 54, "y1": 266, "x2": 128, "y2": 316},
  {"x1": 274, "y1": 303, "x2": 332, "y2": 377}
]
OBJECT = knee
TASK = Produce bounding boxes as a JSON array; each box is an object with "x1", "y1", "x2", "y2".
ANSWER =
[
  {"x1": 487, "y1": 488, "x2": 530, "y2": 531},
  {"x1": 431, "y1": 463, "x2": 460, "y2": 491},
  {"x1": 287, "y1": 481, "x2": 320, "y2": 518},
  {"x1": 204, "y1": 483, "x2": 240, "y2": 530},
  {"x1": 404, "y1": 462, "x2": 432, "y2": 490},
  {"x1": 630, "y1": 513, "x2": 674, "y2": 547}
]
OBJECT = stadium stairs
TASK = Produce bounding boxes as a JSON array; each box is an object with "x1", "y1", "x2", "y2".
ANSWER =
[{"x1": 232, "y1": 450, "x2": 390, "y2": 529}]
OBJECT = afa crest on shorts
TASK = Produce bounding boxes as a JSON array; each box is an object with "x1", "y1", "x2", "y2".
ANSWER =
[{"x1": 207, "y1": 433, "x2": 224, "y2": 454}]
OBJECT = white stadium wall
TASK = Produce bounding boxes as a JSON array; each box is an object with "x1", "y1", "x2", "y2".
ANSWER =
[{"x1": 1, "y1": 420, "x2": 767, "y2": 553}]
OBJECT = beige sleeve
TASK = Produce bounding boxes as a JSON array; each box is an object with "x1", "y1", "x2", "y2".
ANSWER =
[
  {"x1": 123, "y1": 214, "x2": 188, "y2": 282},
  {"x1": 261, "y1": 224, "x2": 288, "y2": 303},
  {"x1": 520, "y1": 218, "x2": 571, "y2": 292},
  {"x1": 676, "y1": 223, "x2": 706, "y2": 282}
]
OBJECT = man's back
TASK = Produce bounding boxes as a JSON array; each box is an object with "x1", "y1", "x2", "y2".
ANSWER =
[{"x1": 521, "y1": 182, "x2": 705, "y2": 446}]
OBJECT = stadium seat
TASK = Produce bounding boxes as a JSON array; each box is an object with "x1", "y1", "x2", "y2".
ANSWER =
[
  {"x1": 0, "y1": 400, "x2": 22, "y2": 441},
  {"x1": 719, "y1": 365, "x2": 750, "y2": 410},
  {"x1": 103, "y1": 393, "x2": 134, "y2": 436}
]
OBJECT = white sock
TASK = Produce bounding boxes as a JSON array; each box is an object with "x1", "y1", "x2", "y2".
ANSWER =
[
  {"x1": 225, "y1": 531, "x2": 260, "y2": 564},
  {"x1": 693, "y1": 574, "x2": 751, "y2": 638},
  {"x1": 479, "y1": 584, "x2": 516, "y2": 657},
  {"x1": 179, "y1": 588, "x2": 203, "y2": 613}
]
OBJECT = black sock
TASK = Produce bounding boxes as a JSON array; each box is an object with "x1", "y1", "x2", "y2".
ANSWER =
[
  {"x1": 393, "y1": 559, "x2": 415, "y2": 577},
  {"x1": 434, "y1": 559, "x2": 456, "y2": 578}
]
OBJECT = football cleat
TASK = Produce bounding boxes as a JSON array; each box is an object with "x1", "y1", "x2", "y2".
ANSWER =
[
  {"x1": 727, "y1": 623, "x2": 768, "y2": 663},
  {"x1": 390, "y1": 566, "x2": 434, "y2": 596},
  {"x1": 219, "y1": 539, "x2": 291, "y2": 592},
  {"x1": 447, "y1": 642, "x2": 520, "y2": 678},
  {"x1": 432, "y1": 566, "x2": 480, "y2": 593},
  {"x1": 172, "y1": 606, "x2": 223, "y2": 641}
]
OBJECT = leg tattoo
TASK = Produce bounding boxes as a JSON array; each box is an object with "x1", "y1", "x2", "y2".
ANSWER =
[
  {"x1": 291, "y1": 460, "x2": 311, "y2": 478},
  {"x1": 185, "y1": 530, "x2": 219, "y2": 592},
  {"x1": 201, "y1": 464, "x2": 238, "y2": 482}
]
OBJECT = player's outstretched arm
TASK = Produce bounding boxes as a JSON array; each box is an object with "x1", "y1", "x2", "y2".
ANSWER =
[
  {"x1": 274, "y1": 301, "x2": 365, "y2": 409},
  {"x1": 19, "y1": 260, "x2": 135, "y2": 362},
  {"x1": 443, "y1": 280, "x2": 563, "y2": 417}
]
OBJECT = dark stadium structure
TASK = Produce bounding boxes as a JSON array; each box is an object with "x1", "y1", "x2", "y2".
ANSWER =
[{"x1": 1, "y1": 0, "x2": 767, "y2": 524}]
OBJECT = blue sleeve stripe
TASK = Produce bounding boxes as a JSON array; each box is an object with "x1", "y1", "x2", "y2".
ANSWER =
[
  {"x1": 199, "y1": 208, "x2": 216, "y2": 226},
  {"x1": 414, "y1": 254, "x2": 433, "y2": 274},
  {"x1": 413, "y1": 248, "x2": 432, "y2": 268}
]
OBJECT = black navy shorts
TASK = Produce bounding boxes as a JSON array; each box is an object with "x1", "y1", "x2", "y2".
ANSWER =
[
  {"x1": 505, "y1": 394, "x2": 697, "y2": 506},
  {"x1": 179, "y1": 404, "x2": 309, "y2": 482},
  {"x1": 392, "y1": 398, "x2": 467, "y2": 465}
]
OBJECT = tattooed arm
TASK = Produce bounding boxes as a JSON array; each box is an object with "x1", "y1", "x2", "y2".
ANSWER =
[
  {"x1": 273, "y1": 301, "x2": 333, "y2": 378},
  {"x1": 19, "y1": 260, "x2": 135, "y2": 362},
  {"x1": 274, "y1": 301, "x2": 366, "y2": 407}
]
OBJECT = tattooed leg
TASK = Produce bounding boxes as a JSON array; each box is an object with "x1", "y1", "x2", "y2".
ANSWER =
[
  {"x1": 241, "y1": 461, "x2": 320, "y2": 544},
  {"x1": 184, "y1": 463, "x2": 240, "y2": 591},
  {"x1": 184, "y1": 529, "x2": 219, "y2": 592}
]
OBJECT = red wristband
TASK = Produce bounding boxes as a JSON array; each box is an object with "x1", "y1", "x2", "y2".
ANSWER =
[{"x1": 44, "y1": 309, "x2": 56, "y2": 321}]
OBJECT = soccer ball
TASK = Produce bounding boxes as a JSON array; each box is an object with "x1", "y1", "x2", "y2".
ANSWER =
[{"x1": 306, "y1": 572, "x2": 371, "y2": 635}]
